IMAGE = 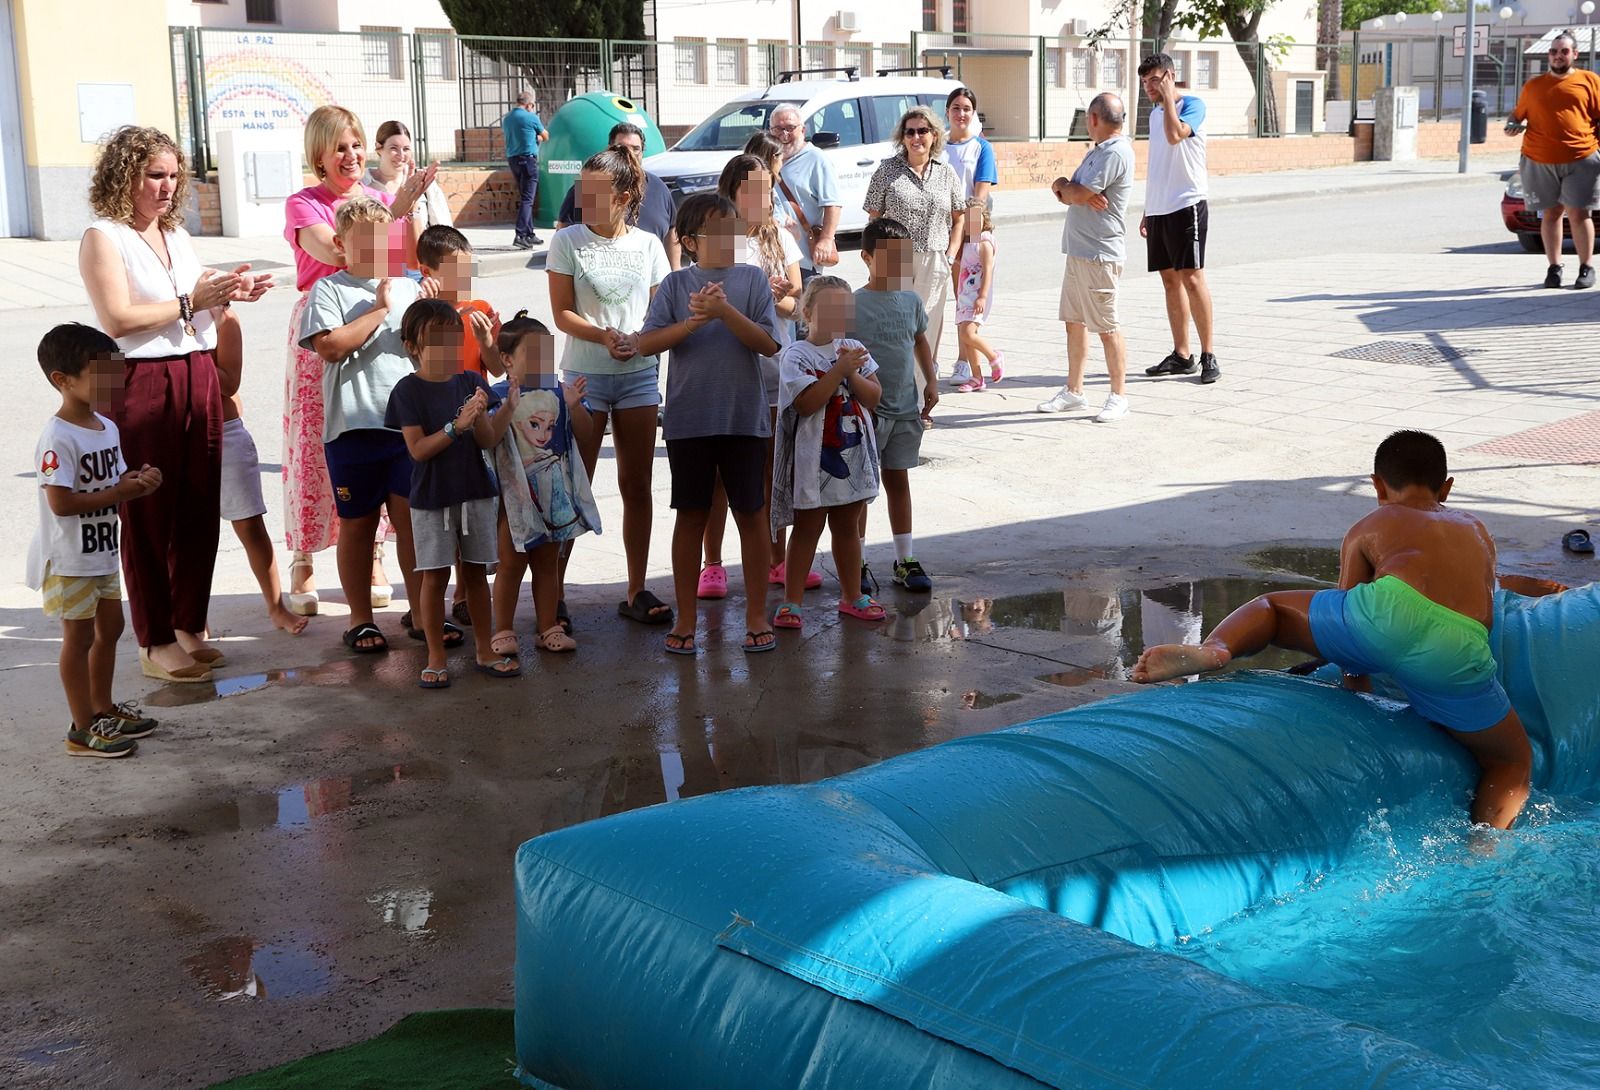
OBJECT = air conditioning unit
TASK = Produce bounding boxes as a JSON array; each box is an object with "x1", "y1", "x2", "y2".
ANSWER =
[
  {"x1": 836, "y1": 10, "x2": 859, "y2": 32},
  {"x1": 1070, "y1": 18, "x2": 1090, "y2": 35}
]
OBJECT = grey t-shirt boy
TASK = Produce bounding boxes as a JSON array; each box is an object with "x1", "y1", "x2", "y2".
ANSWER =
[
  {"x1": 852, "y1": 287, "x2": 927, "y2": 420},
  {"x1": 298, "y1": 271, "x2": 421, "y2": 443},
  {"x1": 643, "y1": 264, "x2": 780, "y2": 441},
  {"x1": 1061, "y1": 133, "x2": 1134, "y2": 265}
]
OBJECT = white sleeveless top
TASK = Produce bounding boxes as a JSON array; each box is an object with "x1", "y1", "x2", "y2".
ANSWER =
[{"x1": 84, "y1": 219, "x2": 218, "y2": 358}]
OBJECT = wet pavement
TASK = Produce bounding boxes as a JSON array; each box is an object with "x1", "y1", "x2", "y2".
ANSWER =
[{"x1": 0, "y1": 542, "x2": 1366, "y2": 1088}]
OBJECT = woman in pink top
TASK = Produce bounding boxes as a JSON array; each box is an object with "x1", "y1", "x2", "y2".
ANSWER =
[{"x1": 281, "y1": 105, "x2": 435, "y2": 614}]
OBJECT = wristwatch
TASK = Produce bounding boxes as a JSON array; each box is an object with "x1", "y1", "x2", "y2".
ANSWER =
[{"x1": 443, "y1": 421, "x2": 459, "y2": 440}]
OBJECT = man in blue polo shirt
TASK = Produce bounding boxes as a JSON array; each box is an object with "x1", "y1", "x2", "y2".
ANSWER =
[
  {"x1": 503, "y1": 91, "x2": 548, "y2": 249},
  {"x1": 1138, "y1": 53, "x2": 1219, "y2": 385}
]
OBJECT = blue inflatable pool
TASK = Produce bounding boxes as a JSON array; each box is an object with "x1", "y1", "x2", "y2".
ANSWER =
[{"x1": 514, "y1": 587, "x2": 1600, "y2": 1090}]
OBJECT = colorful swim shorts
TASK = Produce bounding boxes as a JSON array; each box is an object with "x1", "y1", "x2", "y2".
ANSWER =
[{"x1": 1308, "y1": 575, "x2": 1510, "y2": 733}]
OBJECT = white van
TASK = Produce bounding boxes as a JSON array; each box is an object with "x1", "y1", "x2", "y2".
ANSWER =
[{"x1": 643, "y1": 73, "x2": 965, "y2": 233}]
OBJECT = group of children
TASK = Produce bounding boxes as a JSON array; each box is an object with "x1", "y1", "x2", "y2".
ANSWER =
[{"x1": 29, "y1": 145, "x2": 1546, "y2": 837}]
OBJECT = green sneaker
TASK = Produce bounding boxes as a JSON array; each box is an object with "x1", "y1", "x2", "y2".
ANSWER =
[
  {"x1": 892, "y1": 558, "x2": 933, "y2": 592},
  {"x1": 66, "y1": 716, "x2": 136, "y2": 759},
  {"x1": 99, "y1": 701, "x2": 157, "y2": 739}
]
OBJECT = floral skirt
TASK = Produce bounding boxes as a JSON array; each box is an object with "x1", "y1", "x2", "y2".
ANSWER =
[{"x1": 283, "y1": 292, "x2": 339, "y2": 554}]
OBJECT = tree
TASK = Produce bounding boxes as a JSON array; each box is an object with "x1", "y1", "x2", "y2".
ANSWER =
[
  {"x1": 1090, "y1": 0, "x2": 1290, "y2": 136},
  {"x1": 439, "y1": 0, "x2": 647, "y2": 122}
]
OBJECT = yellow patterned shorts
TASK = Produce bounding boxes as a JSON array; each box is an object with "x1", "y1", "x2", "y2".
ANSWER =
[{"x1": 42, "y1": 571, "x2": 122, "y2": 621}]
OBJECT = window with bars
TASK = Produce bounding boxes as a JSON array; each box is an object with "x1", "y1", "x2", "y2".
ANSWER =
[
  {"x1": 1044, "y1": 47, "x2": 1061, "y2": 87},
  {"x1": 1102, "y1": 48, "x2": 1124, "y2": 88},
  {"x1": 1169, "y1": 50, "x2": 1190, "y2": 85},
  {"x1": 245, "y1": 0, "x2": 277, "y2": 23},
  {"x1": 952, "y1": 0, "x2": 968, "y2": 35},
  {"x1": 805, "y1": 41, "x2": 835, "y2": 70},
  {"x1": 1072, "y1": 48, "x2": 1093, "y2": 86},
  {"x1": 838, "y1": 45, "x2": 869, "y2": 76},
  {"x1": 675, "y1": 38, "x2": 707, "y2": 84},
  {"x1": 362, "y1": 27, "x2": 403, "y2": 80},
  {"x1": 922, "y1": 0, "x2": 938, "y2": 32},
  {"x1": 717, "y1": 40, "x2": 746, "y2": 83},
  {"x1": 1196, "y1": 51, "x2": 1218, "y2": 88},
  {"x1": 878, "y1": 44, "x2": 908, "y2": 74},
  {"x1": 419, "y1": 32, "x2": 455, "y2": 80},
  {"x1": 755, "y1": 40, "x2": 787, "y2": 86}
]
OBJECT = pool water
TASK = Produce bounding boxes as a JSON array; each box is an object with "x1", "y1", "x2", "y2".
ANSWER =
[{"x1": 1169, "y1": 789, "x2": 1600, "y2": 1089}]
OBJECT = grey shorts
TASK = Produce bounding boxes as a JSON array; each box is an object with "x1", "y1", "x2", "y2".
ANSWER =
[
  {"x1": 874, "y1": 414, "x2": 925, "y2": 471},
  {"x1": 568, "y1": 364, "x2": 660, "y2": 413},
  {"x1": 219, "y1": 416, "x2": 267, "y2": 522},
  {"x1": 410, "y1": 496, "x2": 500, "y2": 571},
  {"x1": 1521, "y1": 152, "x2": 1600, "y2": 213}
]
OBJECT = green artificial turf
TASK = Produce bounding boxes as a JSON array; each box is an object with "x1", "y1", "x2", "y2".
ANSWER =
[{"x1": 209, "y1": 1008, "x2": 520, "y2": 1089}]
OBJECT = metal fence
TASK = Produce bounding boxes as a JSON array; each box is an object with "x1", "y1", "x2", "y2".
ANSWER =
[{"x1": 169, "y1": 25, "x2": 1543, "y2": 174}]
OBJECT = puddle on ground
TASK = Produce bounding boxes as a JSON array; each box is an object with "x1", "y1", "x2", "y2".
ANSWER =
[
  {"x1": 141, "y1": 659, "x2": 383, "y2": 707},
  {"x1": 962, "y1": 690, "x2": 1022, "y2": 710},
  {"x1": 185, "y1": 934, "x2": 334, "y2": 1001},
  {"x1": 148, "y1": 760, "x2": 450, "y2": 838},
  {"x1": 14, "y1": 1039, "x2": 88, "y2": 1065},
  {"x1": 368, "y1": 887, "x2": 436, "y2": 937},
  {"x1": 1245, "y1": 544, "x2": 1342, "y2": 584}
]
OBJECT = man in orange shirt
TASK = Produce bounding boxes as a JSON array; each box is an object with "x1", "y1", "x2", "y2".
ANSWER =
[{"x1": 1506, "y1": 30, "x2": 1600, "y2": 288}]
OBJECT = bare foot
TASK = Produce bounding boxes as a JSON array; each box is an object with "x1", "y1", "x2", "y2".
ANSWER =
[
  {"x1": 1131, "y1": 642, "x2": 1231, "y2": 684},
  {"x1": 269, "y1": 601, "x2": 310, "y2": 635}
]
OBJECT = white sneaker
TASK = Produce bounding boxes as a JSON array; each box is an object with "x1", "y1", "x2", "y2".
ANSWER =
[
  {"x1": 949, "y1": 359, "x2": 974, "y2": 385},
  {"x1": 1037, "y1": 386, "x2": 1088, "y2": 413},
  {"x1": 1094, "y1": 394, "x2": 1130, "y2": 422}
]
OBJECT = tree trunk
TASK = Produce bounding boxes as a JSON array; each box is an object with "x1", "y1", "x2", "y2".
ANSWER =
[
  {"x1": 1319, "y1": 0, "x2": 1343, "y2": 101},
  {"x1": 1226, "y1": 12, "x2": 1279, "y2": 137}
]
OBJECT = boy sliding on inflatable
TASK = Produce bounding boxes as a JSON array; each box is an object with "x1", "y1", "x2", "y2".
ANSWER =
[{"x1": 1133, "y1": 430, "x2": 1533, "y2": 830}]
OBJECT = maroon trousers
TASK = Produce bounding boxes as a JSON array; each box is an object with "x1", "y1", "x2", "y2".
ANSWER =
[{"x1": 114, "y1": 351, "x2": 223, "y2": 648}]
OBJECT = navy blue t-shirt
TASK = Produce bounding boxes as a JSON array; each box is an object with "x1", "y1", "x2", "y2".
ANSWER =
[
  {"x1": 384, "y1": 372, "x2": 499, "y2": 510},
  {"x1": 557, "y1": 171, "x2": 677, "y2": 249}
]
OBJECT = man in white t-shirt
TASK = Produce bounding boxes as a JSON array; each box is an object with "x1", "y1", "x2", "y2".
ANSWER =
[{"x1": 1138, "y1": 53, "x2": 1219, "y2": 385}]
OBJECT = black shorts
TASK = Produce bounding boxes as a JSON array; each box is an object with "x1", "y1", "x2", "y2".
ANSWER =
[
  {"x1": 324, "y1": 429, "x2": 412, "y2": 519},
  {"x1": 667, "y1": 435, "x2": 768, "y2": 513},
  {"x1": 1146, "y1": 200, "x2": 1208, "y2": 272}
]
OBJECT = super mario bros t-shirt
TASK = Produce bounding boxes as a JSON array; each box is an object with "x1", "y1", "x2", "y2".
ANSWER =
[{"x1": 27, "y1": 413, "x2": 126, "y2": 588}]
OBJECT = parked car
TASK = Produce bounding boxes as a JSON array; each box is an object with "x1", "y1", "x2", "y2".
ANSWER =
[
  {"x1": 1501, "y1": 169, "x2": 1600, "y2": 252},
  {"x1": 643, "y1": 72, "x2": 965, "y2": 233}
]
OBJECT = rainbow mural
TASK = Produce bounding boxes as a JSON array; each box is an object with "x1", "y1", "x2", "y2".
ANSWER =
[{"x1": 200, "y1": 45, "x2": 336, "y2": 134}]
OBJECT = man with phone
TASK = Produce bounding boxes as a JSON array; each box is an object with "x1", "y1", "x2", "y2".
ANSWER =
[{"x1": 1505, "y1": 29, "x2": 1600, "y2": 288}]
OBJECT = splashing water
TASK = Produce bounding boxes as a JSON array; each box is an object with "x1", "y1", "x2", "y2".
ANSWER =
[{"x1": 1170, "y1": 790, "x2": 1600, "y2": 1088}]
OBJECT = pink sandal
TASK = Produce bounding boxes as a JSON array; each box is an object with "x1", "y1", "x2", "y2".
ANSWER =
[
  {"x1": 697, "y1": 563, "x2": 728, "y2": 600},
  {"x1": 956, "y1": 376, "x2": 986, "y2": 393},
  {"x1": 773, "y1": 603, "x2": 803, "y2": 630},
  {"x1": 989, "y1": 351, "x2": 1005, "y2": 384},
  {"x1": 837, "y1": 595, "x2": 887, "y2": 621},
  {"x1": 769, "y1": 563, "x2": 823, "y2": 590}
]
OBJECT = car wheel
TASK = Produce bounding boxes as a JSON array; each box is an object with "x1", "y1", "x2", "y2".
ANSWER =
[{"x1": 1517, "y1": 233, "x2": 1545, "y2": 253}]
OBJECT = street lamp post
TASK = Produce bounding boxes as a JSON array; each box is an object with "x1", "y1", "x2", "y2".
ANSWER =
[{"x1": 1460, "y1": 0, "x2": 1478, "y2": 172}]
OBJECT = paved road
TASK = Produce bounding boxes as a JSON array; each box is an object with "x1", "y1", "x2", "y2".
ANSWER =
[{"x1": 3, "y1": 176, "x2": 1598, "y2": 1087}]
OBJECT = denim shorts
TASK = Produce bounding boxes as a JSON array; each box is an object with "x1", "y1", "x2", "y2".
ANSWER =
[{"x1": 569, "y1": 364, "x2": 660, "y2": 413}]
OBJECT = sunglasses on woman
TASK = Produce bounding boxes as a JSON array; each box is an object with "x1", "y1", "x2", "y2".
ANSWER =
[{"x1": 903, "y1": 126, "x2": 934, "y2": 137}]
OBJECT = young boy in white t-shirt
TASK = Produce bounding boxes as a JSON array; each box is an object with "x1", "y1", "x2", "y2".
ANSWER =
[{"x1": 28, "y1": 324, "x2": 164, "y2": 757}]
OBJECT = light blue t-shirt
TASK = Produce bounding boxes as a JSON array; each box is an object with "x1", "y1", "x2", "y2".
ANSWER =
[
  {"x1": 503, "y1": 108, "x2": 546, "y2": 158},
  {"x1": 1061, "y1": 134, "x2": 1134, "y2": 265},
  {"x1": 943, "y1": 134, "x2": 998, "y2": 200},
  {"x1": 779, "y1": 144, "x2": 840, "y2": 270},
  {"x1": 298, "y1": 271, "x2": 420, "y2": 442}
]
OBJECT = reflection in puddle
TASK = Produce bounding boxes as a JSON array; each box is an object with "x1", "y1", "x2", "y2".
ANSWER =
[
  {"x1": 15, "y1": 1039, "x2": 88, "y2": 1065},
  {"x1": 1245, "y1": 544, "x2": 1342, "y2": 584},
  {"x1": 152, "y1": 760, "x2": 449, "y2": 837},
  {"x1": 962, "y1": 690, "x2": 1022, "y2": 710},
  {"x1": 141, "y1": 658, "x2": 417, "y2": 707},
  {"x1": 368, "y1": 888, "x2": 434, "y2": 937},
  {"x1": 184, "y1": 934, "x2": 334, "y2": 1001}
]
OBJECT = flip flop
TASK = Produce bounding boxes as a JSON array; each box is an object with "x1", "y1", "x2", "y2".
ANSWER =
[
  {"x1": 664, "y1": 631, "x2": 697, "y2": 656},
  {"x1": 341, "y1": 622, "x2": 389, "y2": 654},
  {"x1": 838, "y1": 595, "x2": 887, "y2": 622},
  {"x1": 619, "y1": 589, "x2": 673, "y2": 626},
  {"x1": 474, "y1": 656, "x2": 523, "y2": 679},
  {"x1": 417, "y1": 666, "x2": 450, "y2": 689},
  {"x1": 773, "y1": 603, "x2": 803, "y2": 630},
  {"x1": 404, "y1": 616, "x2": 465, "y2": 648},
  {"x1": 1563, "y1": 529, "x2": 1595, "y2": 555},
  {"x1": 490, "y1": 630, "x2": 520, "y2": 657},
  {"x1": 743, "y1": 629, "x2": 777, "y2": 654}
]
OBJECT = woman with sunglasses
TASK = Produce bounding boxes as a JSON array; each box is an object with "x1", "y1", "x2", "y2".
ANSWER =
[{"x1": 862, "y1": 106, "x2": 966, "y2": 365}]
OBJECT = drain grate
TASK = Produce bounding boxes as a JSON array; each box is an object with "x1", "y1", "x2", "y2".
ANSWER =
[{"x1": 1329, "y1": 340, "x2": 1476, "y2": 367}]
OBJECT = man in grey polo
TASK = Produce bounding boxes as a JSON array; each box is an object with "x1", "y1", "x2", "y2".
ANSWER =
[{"x1": 1037, "y1": 93, "x2": 1135, "y2": 423}]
